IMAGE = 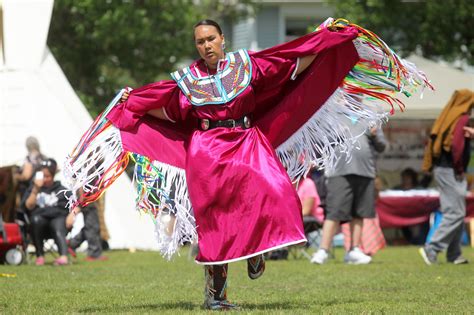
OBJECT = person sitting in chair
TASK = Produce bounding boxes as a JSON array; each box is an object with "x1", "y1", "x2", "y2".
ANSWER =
[
  {"x1": 268, "y1": 174, "x2": 324, "y2": 260},
  {"x1": 297, "y1": 174, "x2": 324, "y2": 224},
  {"x1": 22, "y1": 159, "x2": 74, "y2": 266}
]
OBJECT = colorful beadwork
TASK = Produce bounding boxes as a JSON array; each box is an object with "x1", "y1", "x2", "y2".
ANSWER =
[{"x1": 171, "y1": 49, "x2": 252, "y2": 106}]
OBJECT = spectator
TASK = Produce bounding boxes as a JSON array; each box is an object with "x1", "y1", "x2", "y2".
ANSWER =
[
  {"x1": 420, "y1": 89, "x2": 473, "y2": 265},
  {"x1": 66, "y1": 198, "x2": 107, "y2": 261},
  {"x1": 268, "y1": 175, "x2": 324, "y2": 261},
  {"x1": 393, "y1": 168, "x2": 419, "y2": 190},
  {"x1": 22, "y1": 158, "x2": 74, "y2": 266},
  {"x1": 14, "y1": 137, "x2": 46, "y2": 202},
  {"x1": 297, "y1": 175, "x2": 324, "y2": 224},
  {"x1": 393, "y1": 169, "x2": 429, "y2": 245},
  {"x1": 311, "y1": 125, "x2": 387, "y2": 264}
]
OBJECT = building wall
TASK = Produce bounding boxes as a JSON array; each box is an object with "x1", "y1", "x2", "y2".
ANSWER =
[
  {"x1": 232, "y1": 17, "x2": 256, "y2": 50},
  {"x1": 230, "y1": 1, "x2": 334, "y2": 51},
  {"x1": 256, "y1": 6, "x2": 281, "y2": 49}
]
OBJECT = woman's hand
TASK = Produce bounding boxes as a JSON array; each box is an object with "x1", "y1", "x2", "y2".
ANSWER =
[
  {"x1": 296, "y1": 55, "x2": 317, "y2": 76},
  {"x1": 120, "y1": 91, "x2": 130, "y2": 103},
  {"x1": 66, "y1": 212, "x2": 76, "y2": 230},
  {"x1": 148, "y1": 108, "x2": 171, "y2": 121},
  {"x1": 33, "y1": 172, "x2": 44, "y2": 188},
  {"x1": 463, "y1": 126, "x2": 474, "y2": 138},
  {"x1": 25, "y1": 175, "x2": 42, "y2": 210}
]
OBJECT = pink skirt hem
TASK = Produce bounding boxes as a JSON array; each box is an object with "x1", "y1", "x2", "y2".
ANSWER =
[{"x1": 194, "y1": 238, "x2": 307, "y2": 265}]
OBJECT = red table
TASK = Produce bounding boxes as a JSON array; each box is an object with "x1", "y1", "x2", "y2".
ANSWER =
[{"x1": 376, "y1": 191, "x2": 474, "y2": 228}]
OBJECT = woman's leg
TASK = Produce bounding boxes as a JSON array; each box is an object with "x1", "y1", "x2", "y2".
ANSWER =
[
  {"x1": 30, "y1": 213, "x2": 49, "y2": 257},
  {"x1": 205, "y1": 264, "x2": 228, "y2": 301},
  {"x1": 82, "y1": 208, "x2": 103, "y2": 258},
  {"x1": 247, "y1": 254, "x2": 265, "y2": 279},
  {"x1": 50, "y1": 216, "x2": 68, "y2": 257},
  {"x1": 204, "y1": 264, "x2": 237, "y2": 310}
]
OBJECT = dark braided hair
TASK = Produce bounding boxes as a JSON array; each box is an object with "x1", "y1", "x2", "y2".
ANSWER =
[{"x1": 193, "y1": 19, "x2": 223, "y2": 36}]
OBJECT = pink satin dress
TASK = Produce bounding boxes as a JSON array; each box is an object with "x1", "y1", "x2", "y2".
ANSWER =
[
  {"x1": 164, "y1": 56, "x2": 306, "y2": 264},
  {"x1": 106, "y1": 27, "x2": 362, "y2": 264}
]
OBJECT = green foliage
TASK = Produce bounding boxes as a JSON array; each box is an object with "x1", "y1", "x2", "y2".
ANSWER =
[
  {"x1": 48, "y1": 0, "x2": 255, "y2": 116},
  {"x1": 328, "y1": 0, "x2": 474, "y2": 66},
  {"x1": 1, "y1": 247, "x2": 473, "y2": 313}
]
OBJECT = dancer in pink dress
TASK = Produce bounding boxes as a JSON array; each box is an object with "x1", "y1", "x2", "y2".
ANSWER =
[{"x1": 64, "y1": 18, "x2": 431, "y2": 310}]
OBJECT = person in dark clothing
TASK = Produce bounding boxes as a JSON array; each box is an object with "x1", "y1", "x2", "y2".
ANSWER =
[
  {"x1": 22, "y1": 158, "x2": 74, "y2": 266},
  {"x1": 393, "y1": 168, "x2": 419, "y2": 190},
  {"x1": 66, "y1": 201, "x2": 107, "y2": 261}
]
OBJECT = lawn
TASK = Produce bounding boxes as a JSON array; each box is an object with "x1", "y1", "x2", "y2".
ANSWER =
[{"x1": 1, "y1": 246, "x2": 473, "y2": 314}]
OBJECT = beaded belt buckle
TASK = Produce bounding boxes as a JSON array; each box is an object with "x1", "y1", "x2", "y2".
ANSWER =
[{"x1": 200, "y1": 116, "x2": 251, "y2": 131}]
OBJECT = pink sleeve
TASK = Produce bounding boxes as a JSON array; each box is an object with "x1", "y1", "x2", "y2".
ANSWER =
[
  {"x1": 163, "y1": 91, "x2": 192, "y2": 123},
  {"x1": 250, "y1": 54, "x2": 297, "y2": 93},
  {"x1": 107, "y1": 80, "x2": 184, "y2": 130},
  {"x1": 248, "y1": 27, "x2": 358, "y2": 94}
]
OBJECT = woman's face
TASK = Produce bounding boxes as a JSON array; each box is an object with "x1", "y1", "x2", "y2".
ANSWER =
[
  {"x1": 194, "y1": 25, "x2": 225, "y2": 69},
  {"x1": 41, "y1": 168, "x2": 54, "y2": 187}
]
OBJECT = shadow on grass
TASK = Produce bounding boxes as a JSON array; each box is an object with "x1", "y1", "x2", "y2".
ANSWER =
[
  {"x1": 78, "y1": 302, "x2": 197, "y2": 313},
  {"x1": 240, "y1": 298, "x2": 359, "y2": 310},
  {"x1": 78, "y1": 301, "x2": 299, "y2": 312},
  {"x1": 318, "y1": 298, "x2": 360, "y2": 307},
  {"x1": 78, "y1": 298, "x2": 360, "y2": 312},
  {"x1": 239, "y1": 301, "x2": 302, "y2": 310}
]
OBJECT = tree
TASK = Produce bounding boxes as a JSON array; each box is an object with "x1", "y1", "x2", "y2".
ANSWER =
[
  {"x1": 48, "y1": 0, "x2": 255, "y2": 116},
  {"x1": 328, "y1": 0, "x2": 473, "y2": 67}
]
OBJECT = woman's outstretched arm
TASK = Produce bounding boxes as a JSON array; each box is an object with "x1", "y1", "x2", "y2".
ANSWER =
[
  {"x1": 120, "y1": 91, "x2": 171, "y2": 121},
  {"x1": 296, "y1": 55, "x2": 317, "y2": 75},
  {"x1": 148, "y1": 108, "x2": 170, "y2": 121}
]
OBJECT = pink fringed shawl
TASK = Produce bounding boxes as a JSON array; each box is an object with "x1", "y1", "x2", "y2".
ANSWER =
[{"x1": 63, "y1": 19, "x2": 432, "y2": 260}]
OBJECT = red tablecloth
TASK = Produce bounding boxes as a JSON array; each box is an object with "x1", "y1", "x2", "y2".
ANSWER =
[{"x1": 376, "y1": 192, "x2": 474, "y2": 228}]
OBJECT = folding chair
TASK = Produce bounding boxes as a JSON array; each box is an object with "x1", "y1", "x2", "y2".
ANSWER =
[
  {"x1": 19, "y1": 210, "x2": 69, "y2": 263},
  {"x1": 289, "y1": 216, "x2": 322, "y2": 260}
]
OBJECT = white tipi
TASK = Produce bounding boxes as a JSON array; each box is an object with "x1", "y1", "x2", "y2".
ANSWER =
[{"x1": 0, "y1": 0, "x2": 158, "y2": 250}]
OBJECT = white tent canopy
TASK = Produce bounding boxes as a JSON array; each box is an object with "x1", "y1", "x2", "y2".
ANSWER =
[
  {"x1": 392, "y1": 55, "x2": 474, "y2": 120},
  {"x1": 0, "y1": 0, "x2": 158, "y2": 250}
]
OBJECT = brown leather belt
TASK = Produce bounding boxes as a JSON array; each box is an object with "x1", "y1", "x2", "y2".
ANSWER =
[{"x1": 200, "y1": 115, "x2": 251, "y2": 131}]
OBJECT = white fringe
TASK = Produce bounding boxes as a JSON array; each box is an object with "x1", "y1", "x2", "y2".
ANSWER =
[
  {"x1": 276, "y1": 87, "x2": 388, "y2": 180},
  {"x1": 134, "y1": 160, "x2": 197, "y2": 259},
  {"x1": 63, "y1": 125, "x2": 124, "y2": 209},
  {"x1": 62, "y1": 90, "x2": 126, "y2": 208},
  {"x1": 277, "y1": 37, "x2": 429, "y2": 181}
]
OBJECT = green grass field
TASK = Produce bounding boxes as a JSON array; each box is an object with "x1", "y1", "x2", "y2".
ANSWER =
[{"x1": 1, "y1": 246, "x2": 473, "y2": 314}]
